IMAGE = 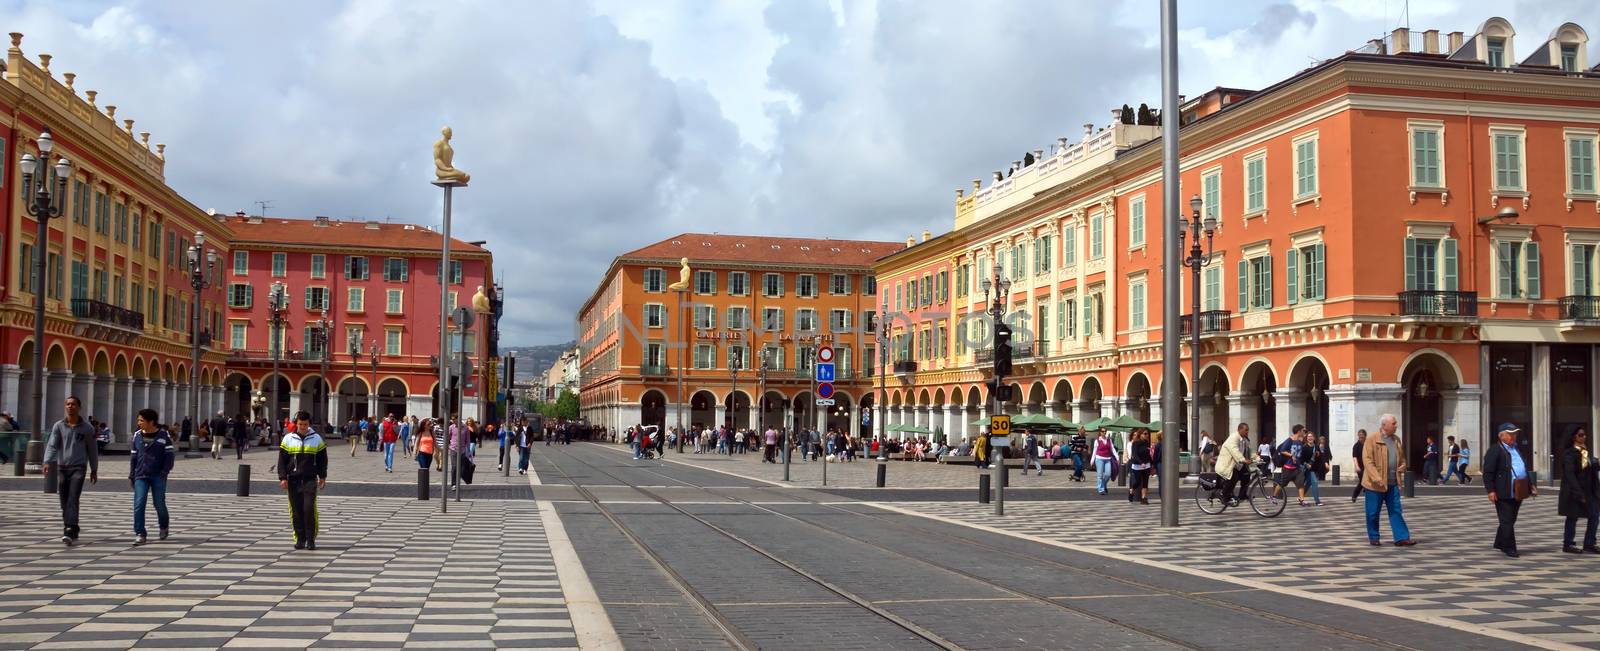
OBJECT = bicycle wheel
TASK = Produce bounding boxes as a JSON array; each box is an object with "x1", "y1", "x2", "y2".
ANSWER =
[
  {"x1": 1248, "y1": 476, "x2": 1286, "y2": 518},
  {"x1": 1194, "y1": 482, "x2": 1227, "y2": 515}
]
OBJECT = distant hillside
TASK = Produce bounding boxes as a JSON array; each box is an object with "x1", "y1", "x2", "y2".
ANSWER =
[{"x1": 505, "y1": 341, "x2": 576, "y2": 381}]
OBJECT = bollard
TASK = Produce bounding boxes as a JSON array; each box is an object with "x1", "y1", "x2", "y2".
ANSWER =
[
  {"x1": 1403, "y1": 470, "x2": 1415, "y2": 498},
  {"x1": 978, "y1": 474, "x2": 990, "y2": 503},
  {"x1": 11, "y1": 449, "x2": 22, "y2": 477},
  {"x1": 1118, "y1": 463, "x2": 1128, "y2": 487},
  {"x1": 1332, "y1": 465, "x2": 1340, "y2": 486},
  {"x1": 875, "y1": 460, "x2": 886, "y2": 488},
  {"x1": 418, "y1": 468, "x2": 430, "y2": 500},
  {"x1": 236, "y1": 464, "x2": 251, "y2": 497},
  {"x1": 999, "y1": 462, "x2": 1009, "y2": 489}
]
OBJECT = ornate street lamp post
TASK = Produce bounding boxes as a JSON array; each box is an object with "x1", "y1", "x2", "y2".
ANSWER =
[
  {"x1": 185, "y1": 232, "x2": 218, "y2": 458},
  {"x1": 350, "y1": 339, "x2": 363, "y2": 421},
  {"x1": 1178, "y1": 194, "x2": 1217, "y2": 476},
  {"x1": 18, "y1": 129, "x2": 71, "y2": 470},
  {"x1": 267, "y1": 281, "x2": 288, "y2": 438},
  {"x1": 369, "y1": 343, "x2": 383, "y2": 420},
  {"x1": 315, "y1": 309, "x2": 331, "y2": 432}
]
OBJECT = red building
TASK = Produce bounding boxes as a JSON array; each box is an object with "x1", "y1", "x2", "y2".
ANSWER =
[{"x1": 221, "y1": 214, "x2": 494, "y2": 427}]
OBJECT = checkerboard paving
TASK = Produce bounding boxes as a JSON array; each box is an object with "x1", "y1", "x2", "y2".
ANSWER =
[
  {"x1": 0, "y1": 490, "x2": 575, "y2": 649},
  {"x1": 899, "y1": 493, "x2": 1600, "y2": 648}
]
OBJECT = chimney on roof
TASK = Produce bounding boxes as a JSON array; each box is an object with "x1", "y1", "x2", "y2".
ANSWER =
[
  {"x1": 1390, "y1": 28, "x2": 1411, "y2": 54},
  {"x1": 1423, "y1": 29, "x2": 1440, "y2": 54},
  {"x1": 1367, "y1": 38, "x2": 1384, "y2": 53},
  {"x1": 314, "y1": 216, "x2": 330, "y2": 227},
  {"x1": 1447, "y1": 31, "x2": 1464, "y2": 53},
  {"x1": 906, "y1": 236, "x2": 916, "y2": 247}
]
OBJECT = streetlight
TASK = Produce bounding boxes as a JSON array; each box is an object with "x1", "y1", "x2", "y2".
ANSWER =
[
  {"x1": 981, "y1": 260, "x2": 1011, "y2": 516},
  {"x1": 875, "y1": 306, "x2": 890, "y2": 461},
  {"x1": 350, "y1": 338, "x2": 364, "y2": 422},
  {"x1": 185, "y1": 232, "x2": 219, "y2": 459},
  {"x1": 314, "y1": 308, "x2": 331, "y2": 433},
  {"x1": 1178, "y1": 193, "x2": 1217, "y2": 476},
  {"x1": 267, "y1": 281, "x2": 288, "y2": 439},
  {"x1": 728, "y1": 349, "x2": 742, "y2": 431},
  {"x1": 368, "y1": 342, "x2": 383, "y2": 421},
  {"x1": 19, "y1": 128, "x2": 71, "y2": 470}
]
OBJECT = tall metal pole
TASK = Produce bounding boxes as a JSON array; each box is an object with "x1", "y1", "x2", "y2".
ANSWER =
[
  {"x1": 369, "y1": 345, "x2": 380, "y2": 420},
  {"x1": 877, "y1": 314, "x2": 887, "y2": 460},
  {"x1": 21, "y1": 135, "x2": 69, "y2": 470},
  {"x1": 319, "y1": 313, "x2": 330, "y2": 433},
  {"x1": 436, "y1": 183, "x2": 455, "y2": 513},
  {"x1": 270, "y1": 289, "x2": 282, "y2": 441},
  {"x1": 988, "y1": 267, "x2": 1006, "y2": 517},
  {"x1": 1158, "y1": 0, "x2": 1183, "y2": 527},
  {"x1": 1191, "y1": 223, "x2": 1203, "y2": 475},
  {"x1": 675, "y1": 288, "x2": 687, "y2": 452},
  {"x1": 186, "y1": 243, "x2": 204, "y2": 459},
  {"x1": 456, "y1": 327, "x2": 469, "y2": 503}
]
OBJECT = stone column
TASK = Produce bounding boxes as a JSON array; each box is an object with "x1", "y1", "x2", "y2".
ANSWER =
[
  {"x1": 1275, "y1": 389, "x2": 1306, "y2": 443},
  {"x1": 130, "y1": 379, "x2": 147, "y2": 415},
  {"x1": 70, "y1": 373, "x2": 93, "y2": 417},
  {"x1": 1447, "y1": 386, "x2": 1483, "y2": 471},
  {"x1": 714, "y1": 403, "x2": 727, "y2": 429},
  {"x1": 45, "y1": 370, "x2": 70, "y2": 426},
  {"x1": 113, "y1": 378, "x2": 132, "y2": 440},
  {"x1": 0, "y1": 364, "x2": 20, "y2": 417},
  {"x1": 92, "y1": 375, "x2": 113, "y2": 426},
  {"x1": 942, "y1": 404, "x2": 957, "y2": 444},
  {"x1": 952, "y1": 404, "x2": 968, "y2": 442},
  {"x1": 288, "y1": 391, "x2": 303, "y2": 421}
]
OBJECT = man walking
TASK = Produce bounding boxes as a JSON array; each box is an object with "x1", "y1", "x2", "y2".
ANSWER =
[
  {"x1": 381, "y1": 414, "x2": 400, "y2": 473},
  {"x1": 517, "y1": 421, "x2": 532, "y2": 475},
  {"x1": 1483, "y1": 423, "x2": 1534, "y2": 557},
  {"x1": 43, "y1": 395, "x2": 98, "y2": 546},
  {"x1": 1023, "y1": 430, "x2": 1043, "y2": 476},
  {"x1": 1361, "y1": 414, "x2": 1416, "y2": 547},
  {"x1": 763, "y1": 425, "x2": 778, "y2": 463},
  {"x1": 129, "y1": 409, "x2": 175, "y2": 544},
  {"x1": 278, "y1": 411, "x2": 328, "y2": 550}
]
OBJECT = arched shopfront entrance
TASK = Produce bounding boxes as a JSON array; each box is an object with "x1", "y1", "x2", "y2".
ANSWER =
[
  {"x1": 640, "y1": 390, "x2": 667, "y2": 430},
  {"x1": 724, "y1": 390, "x2": 751, "y2": 430},
  {"x1": 1125, "y1": 374, "x2": 1152, "y2": 423},
  {"x1": 1401, "y1": 353, "x2": 1457, "y2": 472},
  {"x1": 376, "y1": 379, "x2": 408, "y2": 419},
  {"x1": 1241, "y1": 362, "x2": 1277, "y2": 447},
  {"x1": 690, "y1": 391, "x2": 716, "y2": 429}
]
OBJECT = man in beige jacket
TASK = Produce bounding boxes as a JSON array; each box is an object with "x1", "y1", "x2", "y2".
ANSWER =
[{"x1": 1361, "y1": 414, "x2": 1417, "y2": 547}]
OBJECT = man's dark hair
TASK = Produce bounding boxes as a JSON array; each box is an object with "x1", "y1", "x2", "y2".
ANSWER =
[
  {"x1": 65, "y1": 395, "x2": 81, "y2": 406},
  {"x1": 138, "y1": 408, "x2": 159, "y2": 423},
  {"x1": 296, "y1": 411, "x2": 311, "y2": 422},
  {"x1": 1291, "y1": 424, "x2": 1304, "y2": 434}
]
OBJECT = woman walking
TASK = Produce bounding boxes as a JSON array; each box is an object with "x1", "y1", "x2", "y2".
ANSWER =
[
  {"x1": 1127, "y1": 429, "x2": 1153, "y2": 504},
  {"x1": 1559, "y1": 429, "x2": 1600, "y2": 554},
  {"x1": 1092, "y1": 429, "x2": 1115, "y2": 496},
  {"x1": 1457, "y1": 439, "x2": 1472, "y2": 484},
  {"x1": 415, "y1": 419, "x2": 435, "y2": 470}
]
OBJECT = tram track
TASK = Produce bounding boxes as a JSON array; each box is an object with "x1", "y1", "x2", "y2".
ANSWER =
[{"x1": 561, "y1": 443, "x2": 1423, "y2": 651}]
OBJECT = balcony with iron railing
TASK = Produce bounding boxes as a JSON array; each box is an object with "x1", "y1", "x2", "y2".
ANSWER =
[
  {"x1": 1179, "y1": 310, "x2": 1233, "y2": 337},
  {"x1": 893, "y1": 360, "x2": 918, "y2": 374},
  {"x1": 1560, "y1": 295, "x2": 1600, "y2": 328},
  {"x1": 1397, "y1": 290, "x2": 1478, "y2": 319},
  {"x1": 641, "y1": 364, "x2": 670, "y2": 376},
  {"x1": 70, "y1": 298, "x2": 144, "y2": 344},
  {"x1": 974, "y1": 339, "x2": 1043, "y2": 366}
]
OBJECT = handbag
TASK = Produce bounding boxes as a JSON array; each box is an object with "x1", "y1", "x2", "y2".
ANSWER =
[{"x1": 1513, "y1": 477, "x2": 1531, "y2": 500}]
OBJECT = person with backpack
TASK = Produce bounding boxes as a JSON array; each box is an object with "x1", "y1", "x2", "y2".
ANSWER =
[
  {"x1": 1023, "y1": 430, "x2": 1043, "y2": 476},
  {"x1": 128, "y1": 408, "x2": 176, "y2": 545},
  {"x1": 1441, "y1": 436, "x2": 1464, "y2": 485},
  {"x1": 1199, "y1": 431, "x2": 1218, "y2": 470}
]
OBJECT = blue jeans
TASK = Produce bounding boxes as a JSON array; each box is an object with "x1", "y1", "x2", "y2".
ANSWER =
[
  {"x1": 1070, "y1": 453, "x2": 1085, "y2": 479},
  {"x1": 383, "y1": 442, "x2": 396, "y2": 470},
  {"x1": 133, "y1": 476, "x2": 169, "y2": 536},
  {"x1": 518, "y1": 447, "x2": 530, "y2": 471},
  {"x1": 1441, "y1": 462, "x2": 1465, "y2": 483},
  {"x1": 1095, "y1": 457, "x2": 1112, "y2": 493},
  {"x1": 1422, "y1": 459, "x2": 1438, "y2": 484},
  {"x1": 1306, "y1": 469, "x2": 1321, "y2": 503},
  {"x1": 631, "y1": 440, "x2": 641, "y2": 458},
  {"x1": 1364, "y1": 484, "x2": 1411, "y2": 542}
]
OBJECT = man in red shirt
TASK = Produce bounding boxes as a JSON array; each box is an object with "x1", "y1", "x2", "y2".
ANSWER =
[{"x1": 381, "y1": 414, "x2": 400, "y2": 473}]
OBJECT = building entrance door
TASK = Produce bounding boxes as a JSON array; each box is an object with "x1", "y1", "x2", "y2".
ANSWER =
[
  {"x1": 1551, "y1": 344, "x2": 1592, "y2": 459},
  {"x1": 1404, "y1": 369, "x2": 1443, "y2": 473}
]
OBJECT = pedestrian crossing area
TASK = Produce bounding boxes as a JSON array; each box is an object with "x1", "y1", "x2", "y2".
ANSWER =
[
  {"x1": 0, "y1": 491, "x2": 576, "y2": 649},
  {"x1": 902, "y1": 493, "x2": 1600, "y2": 648}
]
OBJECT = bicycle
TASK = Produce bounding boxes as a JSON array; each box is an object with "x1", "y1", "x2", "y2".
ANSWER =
[{"x1": 1195, "y1": 464, "x2": 1286, "y2": 518}]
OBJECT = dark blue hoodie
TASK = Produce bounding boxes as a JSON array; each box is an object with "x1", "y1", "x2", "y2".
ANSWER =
[{"x1": 129, "y1": 428, "x2": 175, "y2": 481}]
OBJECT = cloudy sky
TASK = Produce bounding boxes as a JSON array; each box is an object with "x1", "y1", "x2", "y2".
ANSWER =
[{"x1": 7, "y1": 0, "x2": 1594, "y2": 345}]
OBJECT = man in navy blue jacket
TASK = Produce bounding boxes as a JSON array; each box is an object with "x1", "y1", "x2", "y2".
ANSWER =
[{"x1": 129, "y1": 408, "x2": 175, "y2": 545}]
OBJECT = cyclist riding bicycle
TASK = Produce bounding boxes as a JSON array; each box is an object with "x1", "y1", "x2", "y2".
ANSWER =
[{"x1": 1215, "y1": 423, "x2": 1257, "y2": 506}]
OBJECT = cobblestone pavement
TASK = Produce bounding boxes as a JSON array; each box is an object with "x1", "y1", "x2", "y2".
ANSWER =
[
  {"x1": 894, "y1": 494, "x2": 1600, "y2": 649},
  {"x1": 0, "y1": 490, "x2": 576, "y2": 650}
]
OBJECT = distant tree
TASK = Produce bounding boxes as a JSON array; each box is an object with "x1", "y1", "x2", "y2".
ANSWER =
[
  {"x1": 1136, "y1": 103, "x2": 1154, "y2": 126},
  {"x1": 1120, "y1": 104, "x2": 1134, "y2": 125},
  {"x1": 543, "y1": 389, "x2": 579, "y2": 421}
]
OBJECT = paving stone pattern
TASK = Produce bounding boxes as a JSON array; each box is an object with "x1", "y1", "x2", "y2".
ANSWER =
[
  {"x1": 0, "y1": 491, "x2": 575, "y2": 649},
  {"x1": 905, "y1": 494, "x2": 1600, "y2": 649}
]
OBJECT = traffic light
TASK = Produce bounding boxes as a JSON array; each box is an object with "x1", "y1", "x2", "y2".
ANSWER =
[
  {"x1": 986, "y1": 377, "x2": 1013, "y2": 402},
  {"x1": 994, "y1": 321, "x2": 1013, "y2": 376}
]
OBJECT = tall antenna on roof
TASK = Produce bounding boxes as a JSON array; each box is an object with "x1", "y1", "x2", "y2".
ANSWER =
[{"x1": 254, "y1": 200, "x2": 274, "y2": 217}]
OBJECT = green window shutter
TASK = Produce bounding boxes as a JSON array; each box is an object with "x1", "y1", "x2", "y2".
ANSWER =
[
  {"x1": 1313, "y1": 243, "x2": 1327, "y2": 300},
  {"x1": 1264, "y1": 255, "x2": 1274, "y2": 307},
  {"x1": 1437, "y1": 239, "x2": 1455, "y2": 292},
  {"x1": 1056, "y1": 301, "x2": 1065, "y2": 339},
  {"x1": 1285, "y1": 248, "x2": 1300, "y2": 306},
  {"x1": 1237, "y1": 259, "x2": 1250, "y2": 312},
  {"x1": 1404, "y1": 237, "x2": 1417, "y2": 291},
  {"x1": 1525, "y1": 241, "x2": 1541, "y2": 299},
  {"x1": 1575, "y1": 244, "x2": 1590, "y2": 296}
]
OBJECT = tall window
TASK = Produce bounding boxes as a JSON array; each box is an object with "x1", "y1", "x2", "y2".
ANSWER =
[
  {"x1": 864, "y1": 276, "x2": 876, "y2": 295},
  {"x1": 230, "y1": 322, "x2": 247, "y2": 350},
  {"x1": 762, "y1": 307, "x2": 784, "y2": 331},
  {"x1": 797, "y1": 308, "x2": 818, "y2": 332},
  {"x1": 384, "y1": 258, "x2": 409, "y2": 282},
  {"x1": 310, "y1": 254, "x2": 325, "y2": 279},
  {"x1": 1492, "y1": 129, "x2": 1524, "y2": 191},
  {"x1": 345, "y1": 256, "x2": 369, "y2": 280},
  {"x1": 764, "y1": 273, "x2": 784, "y2": 297},
  {"x1": 644, "y1": 268, "x2": 664, "y2": 292},
  {"x1": 271, "y1": 253, "x2": 287, "y2": 277},
  {"x1": 447, "y1": 260, "x2": 463, "y2": 284},
  {"x1": 386, "y1": 289, "x2": 403, "y2": 313},
  {"x1": 1487, "y1": 37, "x2": 1506, "y2": 68},
  {"x1": 1405, "y1": 237, "x2": 1458, "y2": 292},
  {"x1": 1202, "y1": 170, "x2": 1221, "y2": 221},
  {"x1": 386, "y1": 329, "x2": 402, "y2": 356},
  {"x1": 1062, "y1": 226, "x2": 1076, "y2": 267},
  {"x1": 1203, "y1": 266, "x2": 1222, "y2": 311},
  {"x1": 1286, "y1": 243, "x2": 1326, "y2": 304},
  {"x1": 1569, "y1": 133, "x2": 1597, "y2": 195},
  {"x1": 694, "y1": 344, "x2": 715, "y2": 369},
  {"x1": 829, "y1": 309, "x2": 850, "y2": 332},
  {"x1": 797, "y1": 274, "x2": 817, "y2": 298},
  {"x1": 1129, "y1": 280, "x2": 1146, "y2": 330},
  {"x1": 132, "y1": 214, "x2": 142, "y2": 250},
  {"x1": 695, "y1": 270, "x2": 715, "y2": 294},
  {"x1": 693, "y1": 305, "x2": 716, "y2": 330},
  {"x1": 645, "y1": 342, "x2": 665, "y2": 368},
  {"x1": 304, "y1": 286, "x2": 329, "y2": 311},
  {"x1": 1495, "y1": 239, "x2": 1541, "y2": 299},
  {"x1": 831, "y1": 274, "x2": 849, "y2": 295},
  {"x1": 1129, "y1": 198, "x2": 1145, "y2": 248},
  {"x1": 1562, "y1": 44, "x2": 1580, "y2": 72},
  {"x1": 644, "y1": 304, "x2": 665, "y2": 328},
  {"x1": 1237, "y1": 255, "x2": 1274, "y2": 311},
  {"x1": 348, "y1": 287, "x2": 365, "y2": 311},
  {"x1": 1572, "y1": 244, "x2": 1597, "y2": 296},
  {"x1": 1294, "y1": 135, "x2": 1318, "y2": 198},
  {"x1": 728, "y1": 272, "x2": 748, "y2": 296},
  {"x1": 1411, "y1": 126, "x2": 1442, "y2": 188},
  {"x1": 1089, "y1": 212, "x2": 1104, "y2": 260},
  {"x1": 228, "y1": 283, "x2": 253, "y2": 307},
  {"x1": 726, "y1": 306, "x2": 748, "y2": 330}
]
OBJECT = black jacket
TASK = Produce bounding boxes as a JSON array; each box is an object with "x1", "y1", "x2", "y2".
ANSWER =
[
  {"x1": 1559, "y1": 447, "x2": 1600, "y2": 518},
  {"x1": 1482, "y1": 443, "x2": 1524, "y2": 501}
]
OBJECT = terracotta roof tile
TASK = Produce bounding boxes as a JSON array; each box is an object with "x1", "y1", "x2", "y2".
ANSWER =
[
  {"x1": 620, "y1": 233, "x2": 903, "y2": 268},
  {"x1": 224, "y1": 216, "x2": 488, "y2": 254}
]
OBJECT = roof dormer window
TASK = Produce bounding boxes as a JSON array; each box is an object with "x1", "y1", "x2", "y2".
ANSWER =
[
  {"x1": 1487, "y1": 37, "x2": 1507, "y2": 67},
  {"x1": 1563, "y1": 43, "x2": 1580, "y2": 71}
]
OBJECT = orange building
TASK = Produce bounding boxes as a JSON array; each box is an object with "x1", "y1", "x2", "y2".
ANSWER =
[
  {"x1": 875, "y1": 17, "x2": 1600, "y2": 476},
  {"x1": 577, "y1": 234, "x2": 902, "y2": 436}
]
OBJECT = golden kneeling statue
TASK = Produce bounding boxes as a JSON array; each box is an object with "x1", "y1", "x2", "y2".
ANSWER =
[
  {"x1": 434, "y1": 126, "x2": 470, "y2": 185},
  {"x1": 667, "y1": 257, "x2": 691, "y2": 291}
]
